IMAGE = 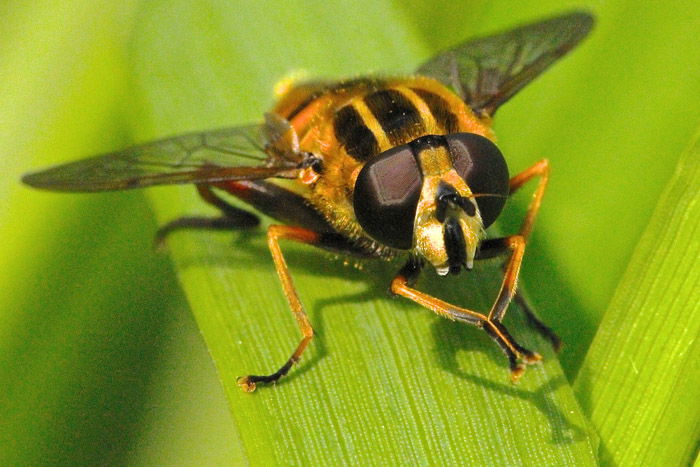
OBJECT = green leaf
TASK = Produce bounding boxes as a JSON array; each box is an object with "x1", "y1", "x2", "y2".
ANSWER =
[
  {"x1": 7, "y1": 0, "x2": 700, "y2": 464},
  {"x1": 574, "y1": 128, "x2": 700, "y2": 465},
  {"x1": 129, "y1": 1, "x2": 597, "y2": 464}
]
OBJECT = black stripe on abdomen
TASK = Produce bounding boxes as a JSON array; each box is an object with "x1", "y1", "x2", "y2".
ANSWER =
[
  {"x1": 334, "y1": 105, "x2": 380, "y2": 161},
  {"x1": 364, "y1": 89, "x2": 423, "y2": 146},
  {"x1": 412, "y1": 88, "x2": 459, "y2": 134}
]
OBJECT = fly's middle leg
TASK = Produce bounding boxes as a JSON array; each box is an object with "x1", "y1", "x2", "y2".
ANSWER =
[{"x1": 237, "y1": 225, "x2": 318, "y2": 392}]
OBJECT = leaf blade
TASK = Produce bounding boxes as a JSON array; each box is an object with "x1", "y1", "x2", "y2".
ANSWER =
[
  {"x1": 574, "y1": 127, "x2": 700, "y2": 465},
  {"x1": 130, "y1": 0, "x2": 598, "y2": 464}
]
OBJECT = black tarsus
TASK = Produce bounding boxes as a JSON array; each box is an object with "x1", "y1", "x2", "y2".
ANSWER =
[
  {"x1": 482, "y1": 321, "x2": 520, "y2": 372},
  {"x1": 514, "y1": 291, "x2": 562, "y2": 351},
  {"x1": 243, "y1": 356, "x2": 298, "y2": 387},
  {"x1": 490, "y1": 320, "x2": 538, "y2": 360},
  {"x1": 154, "y1": 184, "x2": 260, "y2": 248},
  {"x1": 154, "y1": 215, "x2": 258, "y2": 249}
]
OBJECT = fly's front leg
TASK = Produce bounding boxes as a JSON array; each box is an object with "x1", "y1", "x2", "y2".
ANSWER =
[
  {"x1": 480, "y1": 236, "x2": 525, "y2": 323},
  {"x1": 390, "y1": 259, "x2": 539, "y2": 381},
  {"x1": 237, "y1": 225, "x2": 317, "y2": 392},
  {"x1": 477, "y1": 236, "x2": 560, "y2": 351}
]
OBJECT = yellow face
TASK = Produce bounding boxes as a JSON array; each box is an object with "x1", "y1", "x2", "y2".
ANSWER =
[{"x1": 412, "y1": 144, "x2": 485, "y2": 275}]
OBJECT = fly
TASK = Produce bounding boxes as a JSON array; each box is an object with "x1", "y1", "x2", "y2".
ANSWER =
[{"x1": 23, "y1": 11, "x2": 595, "y2": 391}]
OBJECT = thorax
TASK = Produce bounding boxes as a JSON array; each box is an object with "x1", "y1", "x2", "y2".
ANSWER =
[{"x1": 272, "y1": 76, "x2": 494, "y2": 253}]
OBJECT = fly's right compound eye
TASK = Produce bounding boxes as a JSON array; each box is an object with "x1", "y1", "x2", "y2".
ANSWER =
[
  {"x1": 445, "y1": 133, "x2": 509, "y2": 228},
  {"x1": 353, "y1": 145, "x2": 422, "y2": 249}
]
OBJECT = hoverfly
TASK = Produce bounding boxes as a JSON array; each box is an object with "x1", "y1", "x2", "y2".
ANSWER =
[{"x1": 23, "y1": 11, "x2": 594, "y2": 391}]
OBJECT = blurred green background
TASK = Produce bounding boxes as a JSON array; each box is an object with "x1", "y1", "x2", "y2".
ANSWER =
[{"x1": 2, "y1": 0, "x2": 698, "y2": 464}]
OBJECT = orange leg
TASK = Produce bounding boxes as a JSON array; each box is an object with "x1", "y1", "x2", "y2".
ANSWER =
[
  {"x1": 390, "y1": 160, "x2": 553, "y2": 380},
  {"x1": 484, "y1": 159, "x2": 550, "y2": 323},
  {"x1": 507, "y1": 158, "x2": 561, "y2": 349},
  {"x1": 390, "y1": 259, "x2": 540, "y2": 381},
  {"x1": 237, "y1": 225, "x2": 317, "y2": 392},
  {"x1": 486, "y1": 235, "x2": 525, "y2": 322},
  {"x1": 509, "y1": 158, "x2": 550, "y2": 241}
]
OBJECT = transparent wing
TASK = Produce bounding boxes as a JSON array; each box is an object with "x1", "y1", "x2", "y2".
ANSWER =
[
  {"x1": 22, "y1": 122, "x2": 300, "y2": 192},
  {"x1": 417, "y1": 11, "x2": 594, "y2": 116}
]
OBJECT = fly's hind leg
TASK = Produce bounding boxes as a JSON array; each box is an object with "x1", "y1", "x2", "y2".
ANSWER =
[
  {"x1": 155, "y1": 184, "x2": 259, "y2": 248},
  {"x1": 390, "y1": 258, "x2": 539, "y2": 382}
]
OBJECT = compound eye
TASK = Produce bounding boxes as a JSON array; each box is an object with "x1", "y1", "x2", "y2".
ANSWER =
[
  {"x1": 353, "y1": 145, "x2": 422, "y2": 249},
  {"x1": 446, "y1": 133, "x2": 509, "y2": 228}
]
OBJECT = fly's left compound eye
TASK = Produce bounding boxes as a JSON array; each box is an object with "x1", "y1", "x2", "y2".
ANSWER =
[{"x1": 353, "y1": 145, "x2": 422, "y2": 249}]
